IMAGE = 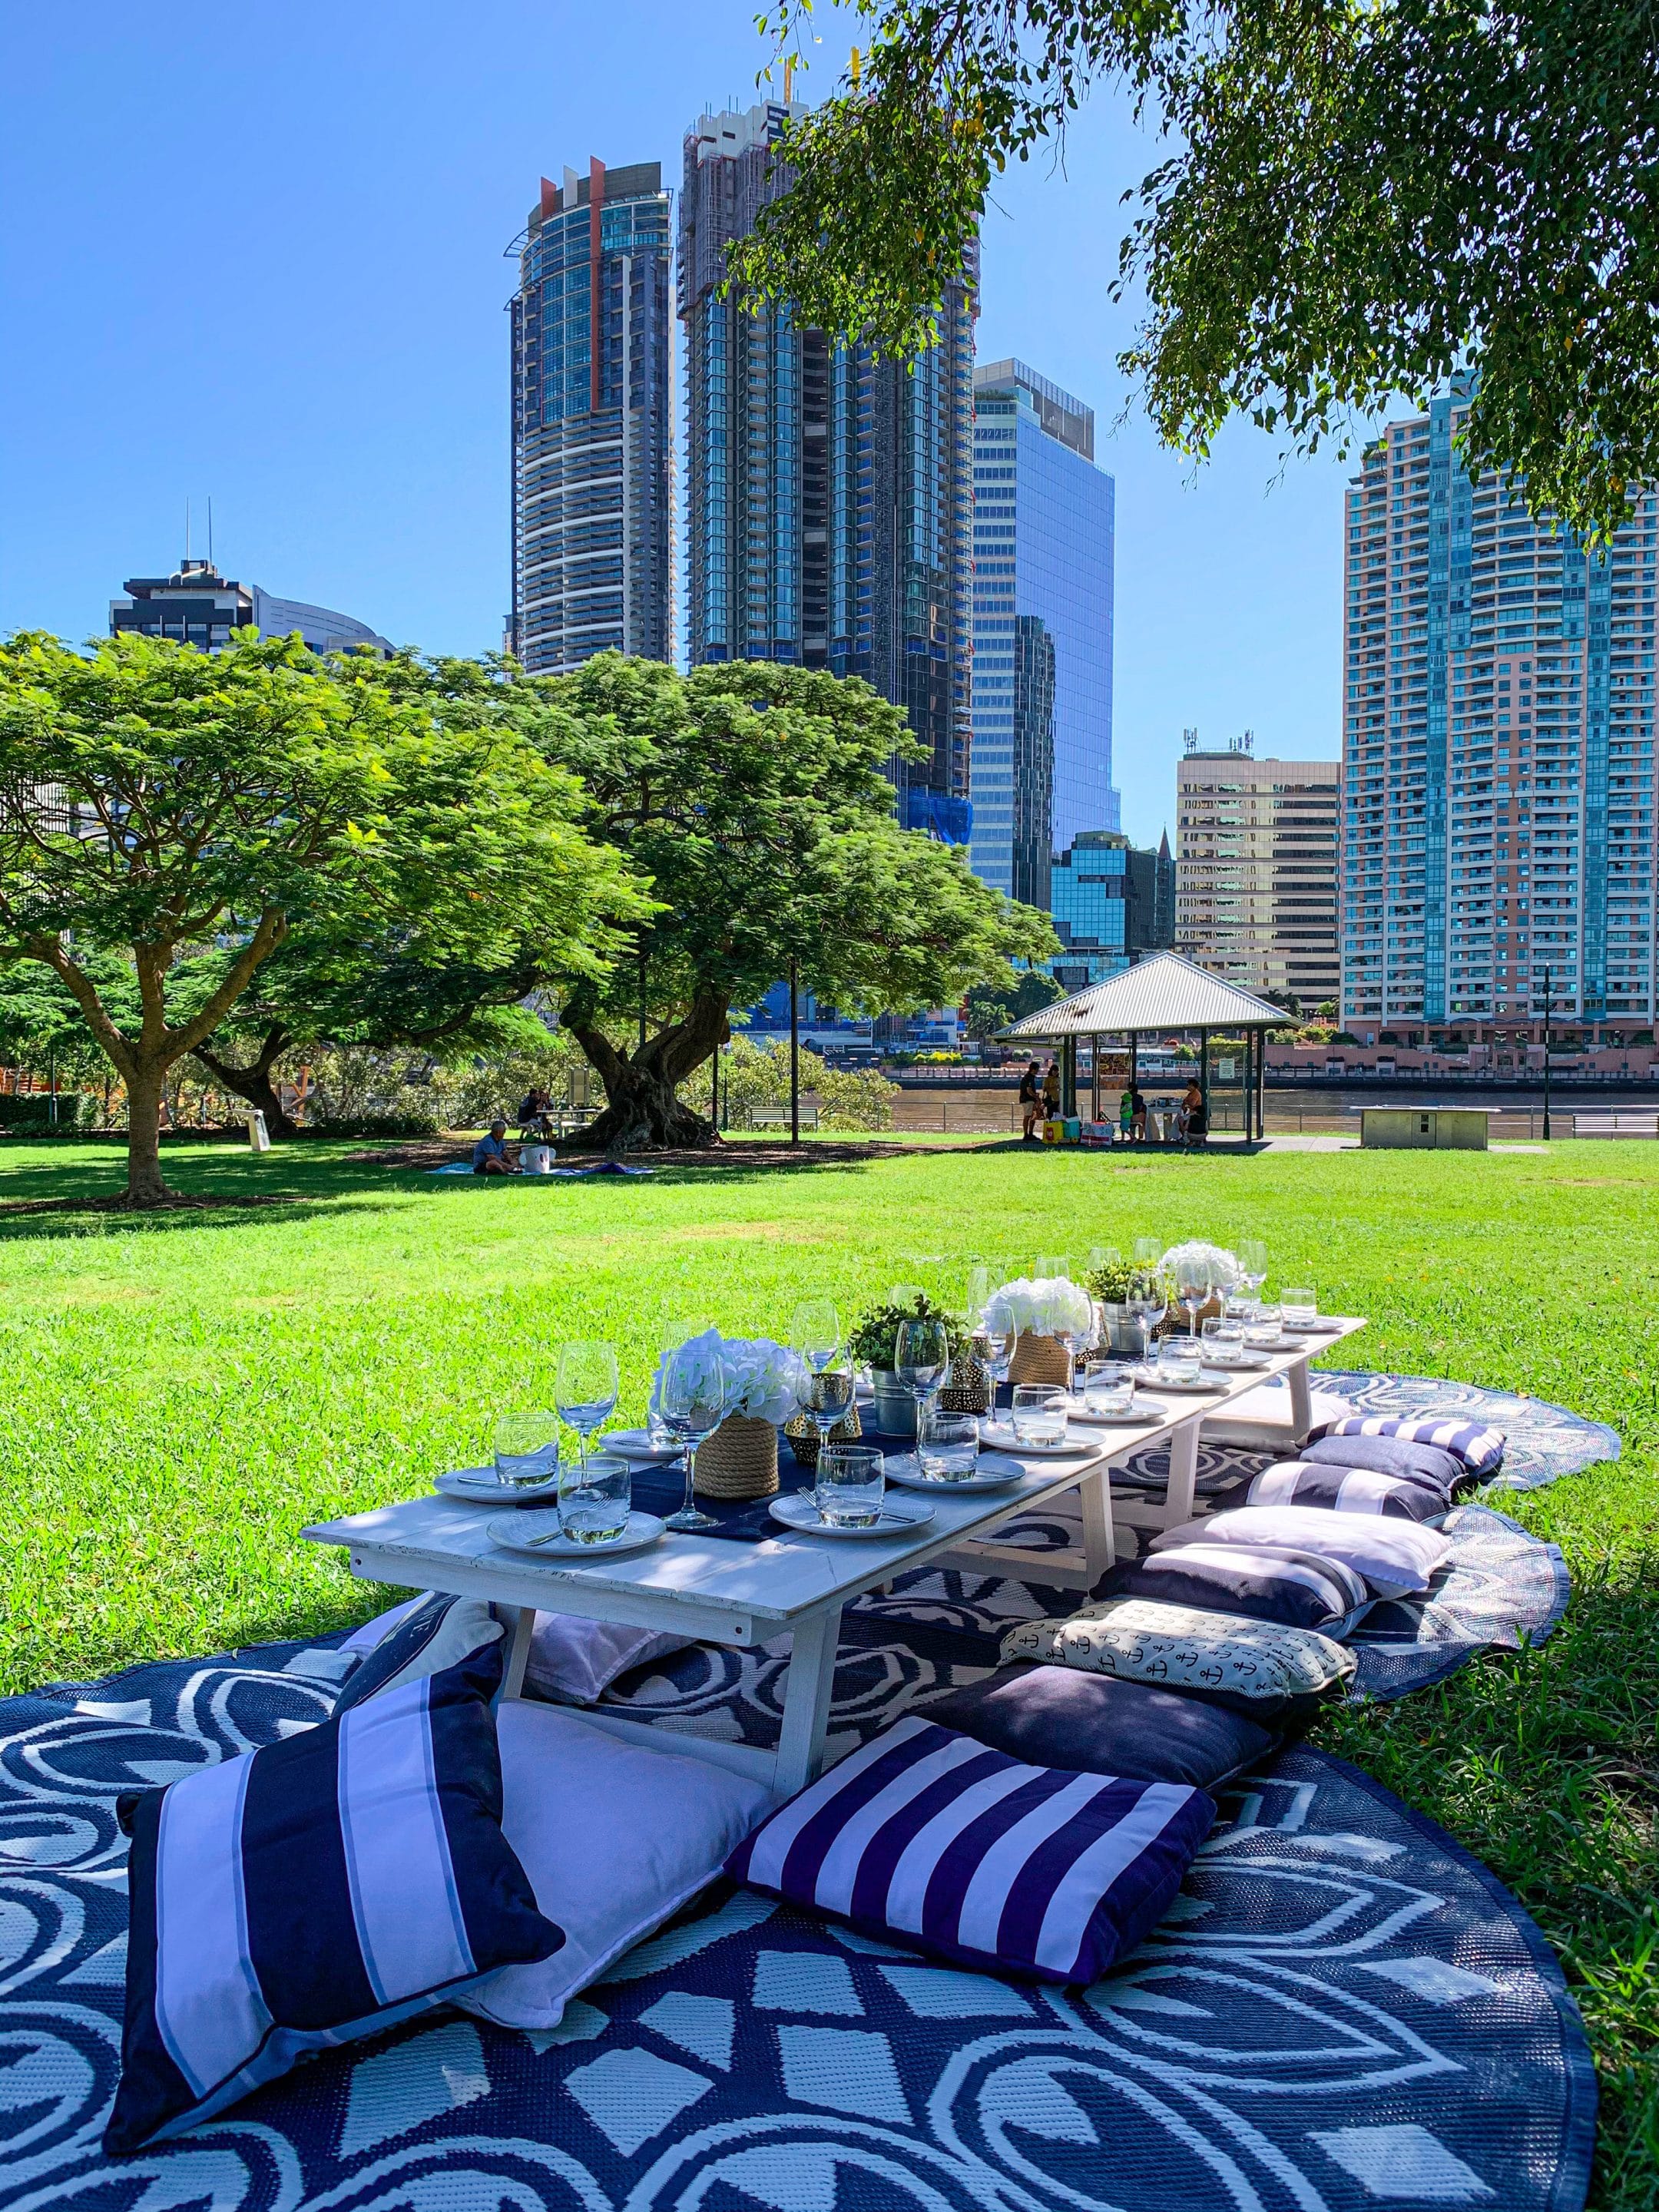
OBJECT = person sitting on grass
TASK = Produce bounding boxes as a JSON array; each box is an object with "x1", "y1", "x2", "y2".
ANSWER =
[{"x1": 472, "y1": 1118, "x2": 517, "y2": 1176}]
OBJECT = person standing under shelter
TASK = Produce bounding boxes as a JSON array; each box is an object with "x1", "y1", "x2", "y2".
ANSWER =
[
  {"x1": 1041, "y1": 1061, "x2": 1061, "y2": 1121},
  {"x1": 1018, "y1": 1060, "x2": 1042, "y2": 1142},
  {"x1": 1119, "y1": 1084, "x2": 1135, "y2": 1141}
]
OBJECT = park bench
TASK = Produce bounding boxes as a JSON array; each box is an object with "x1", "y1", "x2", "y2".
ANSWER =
[
  {"x1": 747, "y1": 1104, "x2": 820, "y2": 1130},
  {"x1": 1572, "y1": 1110, "x2": 1659, "y2": 1139}
]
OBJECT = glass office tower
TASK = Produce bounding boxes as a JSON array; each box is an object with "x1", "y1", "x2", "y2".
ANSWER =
[
  {"x1": 969, "y1": 359, "x2": 1117, "y2": 909},
  {"x1": 508, "y1": 159, "x2": 673, "y2": 672},
  {"x1": 1342, "y1": 394, "x2": 1658, "y2": 1041},
  {"x1": 680, "y1": 101, "x2": 975, "y2": 834}
]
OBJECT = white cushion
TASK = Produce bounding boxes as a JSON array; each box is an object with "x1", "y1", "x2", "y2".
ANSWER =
[
  {"x1": 525, "y1": 1614, "x2": 693, "y2": 1705},
  {"x1": 456, "y1": 1704, "x2": 775, "y2": 2029},
  {"x1": 1154, "y1": 1505, "x2": 1452, "y2": 1599}
]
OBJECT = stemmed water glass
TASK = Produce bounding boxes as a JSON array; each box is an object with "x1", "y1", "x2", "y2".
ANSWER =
[
  {"x1": 1237, "y1": 1239, "x2": 1269, "y2": 1297},
  {"x1": 895, "y1": 1315, "x2": 950, "y2": 1420},
  {"x1": 1033, "y1": 1253, "x2": 1068, "y2": 1282},
  {"x1": 555, "y1": 1340, "x2": 618, "y2": 1478},
  {"x1": 965, "y1": 1263, "x2": 995, "y2": 1326},
  {"x1": 1128, "y1": 1267, "x2": 1166, "y2": 1366},
  {"x1": 790, "y1": 1297, "x2": 842, "y2": 1374},
  {"x1": 1173, "y1": 1255, "x2": 1212, "y2": 1339},
  {"x1": 651, "y1": 1313, "x2": 711, "y2": 1445},
  {"x1": 659, "y1": 1342, "x2": 731, "y2": 1534}
]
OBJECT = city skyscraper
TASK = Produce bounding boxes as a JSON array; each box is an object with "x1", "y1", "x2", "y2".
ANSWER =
[
  {"x1": 508, "y1": 159, "x2": 672, "y2": 674},
  {"x1": 1177, "y1": 734, "x2": 1340, "y2": 1005},
  {"x1": 969, "y1": 359, "x2": 1117, "y2": 911},
  {"x1": 679, "y1": 100, "x2": 975, "y2": 834},
  {"x1": 1342, "y1": 396, "x2": 1658, "y2": 1041},
  {"x1": 1048, "y1": 831, "x2": 1174, "y2": 991},
  {"x1": 111, "y1": 558, "x2": 390, "y2": 655}
]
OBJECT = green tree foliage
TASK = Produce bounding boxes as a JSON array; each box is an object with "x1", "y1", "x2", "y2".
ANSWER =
[
  {"x1": 965, "y1": 965, "x2": 1064, "y2": 1041},
  {"x1": 533, "y1": 654, "x2": 1058, "y2": 1149},
  {"x1": 733, "y1": 0, "x2": 1659, "y2": 540},
  {"x1": 0, "y1": 633, "x2": 644, "y2": 1203},
  {"x1": 697, "y1": 1035, "x2": 900, "y2": 1130}
]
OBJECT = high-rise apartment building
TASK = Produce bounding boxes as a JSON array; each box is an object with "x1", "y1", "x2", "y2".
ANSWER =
[
  {"x1": 508, "y1": 160, "x2": 673, "y2": 674},
  {"x1": 1177, "y1": 734, "x2": 1340, "y2": 1005},
  {"x1": 679, "y1": 101, "x2": 975, "y2": 833},
  {"x1": 969, "y1": 360, "x2": 1117, "y2": 908},
  {"x1": 1342, "y1": 396, "x2": 1658, "y2": 1040},
  {"x1": 111, "y1": 558, "x2": 390, "y2": 655},
  {"x1": 1049, "y1": 830, "x2": 1174, "y2": 990}
]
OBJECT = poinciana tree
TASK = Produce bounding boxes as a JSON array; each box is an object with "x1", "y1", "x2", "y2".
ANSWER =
[
  {"x1": 733, "y1": 0, "x2": 1659, "y2": 541},
  {"x1": 533, "y1": 654, "x2": 1058, "y2": 1150},
  {"x1": 0, "y1": 631, "x2": 647, "y2": 1203}
]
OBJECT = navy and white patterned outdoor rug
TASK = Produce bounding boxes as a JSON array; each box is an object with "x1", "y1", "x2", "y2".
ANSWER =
[{"x1": 1, "y1": 1369, "x2": 1608, "y2": 2209}]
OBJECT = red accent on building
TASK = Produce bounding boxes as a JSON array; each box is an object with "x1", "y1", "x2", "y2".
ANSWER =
[
  {"x1": 539, "y1": 176, "x2": 559, "y2": 224},
  {"x1": 588, "y1": 157, "x2": 606, "y2": 412}
]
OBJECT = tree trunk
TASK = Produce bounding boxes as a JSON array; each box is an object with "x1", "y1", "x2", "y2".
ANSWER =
[
  {"x1": 562, "y1": 988, "x2": 729, "y2": 1154},
  {"x1": 124, "y1": 1060, "x2": 174, "y2": 1206},
  {"x1": 193, "y1": 1027, "x2": 298, "y2": 1137}
]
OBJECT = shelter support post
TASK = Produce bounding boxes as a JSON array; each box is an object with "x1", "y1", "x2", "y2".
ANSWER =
[
  {"x1": 1255, "y1": 1025, "x2": 1267, "y2": 1140},
  {"x1": 1091, "y1": 1035, "x2": 1100, "y2": 1123}
]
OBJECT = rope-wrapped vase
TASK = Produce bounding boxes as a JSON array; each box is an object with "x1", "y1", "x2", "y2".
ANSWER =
[
  {"x1": 783, "y1": 1405, "x2": 863, "y2": 1472},
  {"x1": 694, "y1": 1412, "x2": 780, "y2": 1500},
  {"x1": 1008, "y1": 1333, "x2": 1072, "y2": 1386},
  {"x1": 939, "y1": 1348, "x2": 992, "y2": 1415}
]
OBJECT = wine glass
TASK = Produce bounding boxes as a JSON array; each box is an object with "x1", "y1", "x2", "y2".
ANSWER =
[
  {"x1": 1173, "y1": 1256, "x2": 1212, "y2": 1339},
  {"x1": 1132, "y1": 1236, "x2": 1163, "y2": 1270},
  {"x1": 1237, "y1": 1239, "x2": 1269, "y2": 1296},
  {"x1": 791, "y1": 1297, "x2": 841, "y2": 1374},
  {"x1": 652, "y1": 1313, "x2": 711, "y2": 1445},
  {"x1": 1128, "y1": 1268, "x2": 1166, "y2": 1365},
  {"x1": 658, "y1": 1342, "x2": 730, "y2": 1533},
  {"x1": 1033, "y1": 1252, "x2": 1068, "y2": 1282},
  {"x1": 1061, "y1": 1305, "x2": 1097, "y2": 1389},
  {"x1": 555, "y1": 1341, "x2": 618, "y2": 1477},
  {"x1": 965, "y1": 1263, "x2": 995, "y2": 1325},
  {"x1": 895, "y1": 1316, "x2": 949, "y2": 1412},
  {"x1": 1085, "y1": 1244, "x2": 1120, "y2": 1278},
  {"x1": 803, "y1": 1360, "x2": 856, "y2": 1449}
]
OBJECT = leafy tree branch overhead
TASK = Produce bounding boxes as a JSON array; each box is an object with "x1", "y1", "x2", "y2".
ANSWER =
[{"x1": 734, "y1": 0, "x2": 1659, "y2": 540}]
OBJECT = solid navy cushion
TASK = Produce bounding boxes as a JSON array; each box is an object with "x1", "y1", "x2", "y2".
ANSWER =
[
  {"x1": 106, "y1": 1654, "x2": 561, "y2": 2153},
  {"x1": 919, "y1": 1665, "x2": 1279, "y2": 1790},
  {"x1": 727, "y1": 1715, "x2": 1214, "y2": 1984},
  {"x1": 1095, "y1": 1543, "x2": 1370, "y2": 1634},
  {"x1": 1300, "y1": 1434, "x2": 1462, "y2": 1495}
]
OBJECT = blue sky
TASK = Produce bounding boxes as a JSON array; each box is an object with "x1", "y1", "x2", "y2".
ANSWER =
[{"x1": 0, "y1": 1, "x2": 1363, "y2": 846}]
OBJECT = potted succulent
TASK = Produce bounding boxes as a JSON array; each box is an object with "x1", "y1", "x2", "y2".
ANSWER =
[{"x1": 849, "y1": 1294, "x2": 969, "y2": 1439}]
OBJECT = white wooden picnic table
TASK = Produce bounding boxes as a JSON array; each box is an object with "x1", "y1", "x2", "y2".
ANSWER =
[{"x1": 305, "y1": 1319, "x2": 1365, "y2": 1798}]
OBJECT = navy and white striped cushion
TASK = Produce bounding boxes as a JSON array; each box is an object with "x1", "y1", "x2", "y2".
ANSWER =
[
  {"x1": 1247, "y1": 1461, "x2": 1448, "y2": 1525},
  {"x1": 1096, "y1": 1543, "x2": 1371, "y2": 1634},
  {"x1": 1154, "y1": 1507, "x2": 1452, "y2": 1599},
  {"x1": 105, "y1": 1655, "x2": 562, "y2": 2153},
  {"x1": 726, "y1": 1715, "x2": 1214, "y2": 1983},
  {"x1": 333, "y1": 1594, "x2": 503, "y2": 1713},
  {"x1": 1308, "y1": 1413, "x2": 1505, "y2": 1476}
]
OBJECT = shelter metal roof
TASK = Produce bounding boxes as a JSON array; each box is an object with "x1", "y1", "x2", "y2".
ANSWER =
[{"x1": 1002, "y1": 952, "x2": 1289, "y2": 1039}]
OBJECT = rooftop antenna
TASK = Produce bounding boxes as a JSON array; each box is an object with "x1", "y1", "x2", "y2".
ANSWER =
[
  {"x1": 207, "y1": 495, "x2": 214, "y2": 568},
  {"x1": 184, "y1": 496, "x2": 191, "y2": 565},
  {"x1": 783, "y1": 55, "x2": 793, "y2": 100}
]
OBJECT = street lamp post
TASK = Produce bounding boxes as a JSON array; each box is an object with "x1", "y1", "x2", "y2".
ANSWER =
[
  {"x1": 1541, "y1": 965, "x2": 1553, "y2": 1141},
  {"x1": 789, "y1": 958, "x2": 800, "y2": 1145}
]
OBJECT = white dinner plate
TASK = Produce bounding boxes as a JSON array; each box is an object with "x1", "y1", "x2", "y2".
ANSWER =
[
  {"x1": 1126, "y1": 1369, "x2": 1227, "y2": 1395},
  {"x1": 485, "y1": 1508, "x2": 665, "y2": 1560},
  {"x1": 884, "y1": 1450, "x2": 1028, "y2": 1492},
  {"x1": 1059, "y1": 1395, "x2": 1173, "y2": 1426},
  {"x1": 436, "y1": 1464, "x2": 559, "y2": 1504},
  {"x1": 768, "y1": 1492, "x2": 936, "y2": 1539},
  {"x1": 603, "y1": 1428, "x2": 685, "y2": 1462},
  {"x1": 977, "y1": 1420, "x2": 1098, "y2": 1456},
  {"x1": 1197, "y1": 1349, "x2": 1273, "y2": 1371},
  {"x1": 1280, "y1": 1319, "x2": 1343, "y2": 1336}
]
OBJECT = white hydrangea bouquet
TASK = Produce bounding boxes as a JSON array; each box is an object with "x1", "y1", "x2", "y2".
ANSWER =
[
  {"x1": 984, "y1": 1277, "x2": 1095, "y2": 1384},
  {"x1": 648, "y1": 1326, "x2": 811, "y2": 1429},
  {"x1": 1157, "y1": 1240, "x2": 1243, "y2": 1291}
]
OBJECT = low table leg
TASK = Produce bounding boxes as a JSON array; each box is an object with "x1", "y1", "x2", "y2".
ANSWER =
[
  {"x1": 1163, "y1": 1416, "x2": 1201, "y2": 1529},
  {"x1": 773, "y1": 1604, "x2": 843, "y2": 1796},
  {"x1": 499, "y1": 1605, "x2": 535, "y2": 1703},
  {"x1": 1079, "y1": 1463, "x2": 1114, "y2": 1586},
  {"x1": 1288, "y1": 1356, "x2": 1313, "y2": 1445}
]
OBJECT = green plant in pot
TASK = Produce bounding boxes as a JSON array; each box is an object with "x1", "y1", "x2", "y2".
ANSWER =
[
  {"x1": 1085, "y1": 1258, "x2": 1173, "y2": 1353},
  {"x1": 849, "y1": 1294, "x2": 969, "y2": 1439}
]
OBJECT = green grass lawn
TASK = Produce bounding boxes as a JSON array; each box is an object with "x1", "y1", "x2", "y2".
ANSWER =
[{"x1": 4, "y1": 1135, "x2": 1657, "y2": 2204}]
